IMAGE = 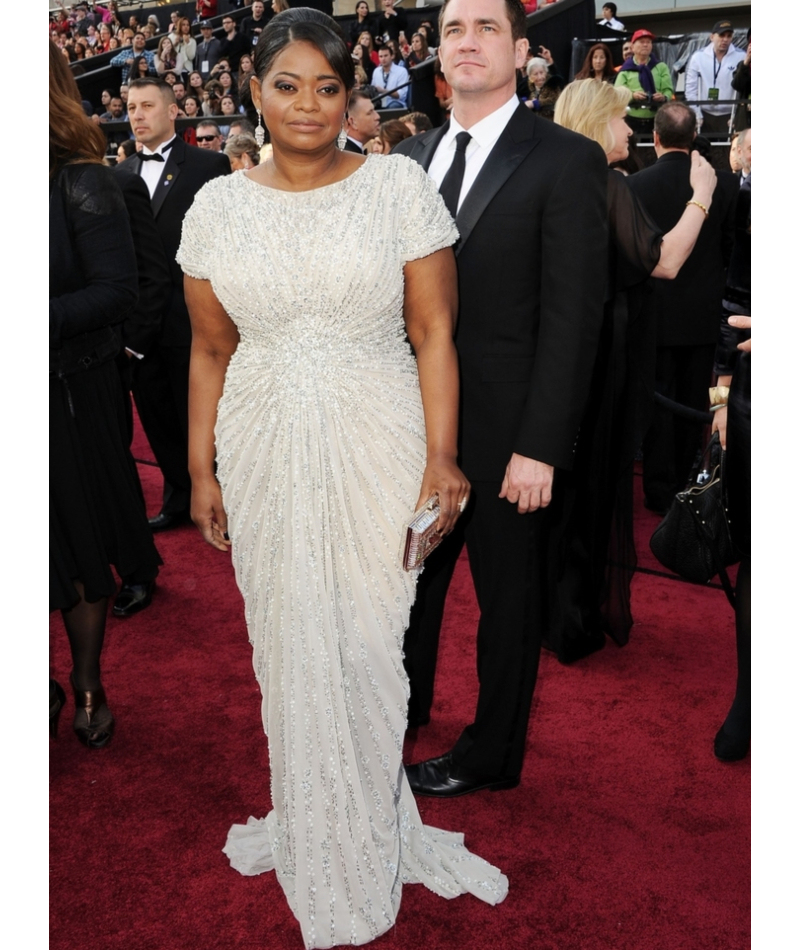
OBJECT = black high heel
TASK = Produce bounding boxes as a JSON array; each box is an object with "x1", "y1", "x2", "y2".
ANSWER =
[
  {"x1": 70, "y1": 674, "x2": 115, "y2": 749},
  {"x1": 714, "y1": 724, "x2": 750, "y2": 762},
  {"x1": 50, "y1": 679, "x2": 66, "y2": 739}
]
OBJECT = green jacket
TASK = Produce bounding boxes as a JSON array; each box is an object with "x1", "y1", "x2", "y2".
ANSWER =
[{"x1": 615, "y1": 61, "x2": 673, "y2": 118}]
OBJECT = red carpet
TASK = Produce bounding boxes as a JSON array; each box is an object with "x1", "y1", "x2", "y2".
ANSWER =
[{"x1": 50, "y1": 423, "x2": 749, "y2": 950}]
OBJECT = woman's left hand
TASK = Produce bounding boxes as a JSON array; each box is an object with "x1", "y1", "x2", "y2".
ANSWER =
[{"x1": 415, "y1": 456, "x2": 470, "y2": 536}]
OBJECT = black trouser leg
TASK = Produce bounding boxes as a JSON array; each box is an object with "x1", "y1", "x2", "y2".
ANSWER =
[
  {"x1": 131, "y1": 343, "x2": 191, "y2": 516},
  {"x1": 451, "y1": 482, "x2": 545, "y2": 779},
  {"x1": 403, "y1": 521, "x2": 464, "y2": 725}
]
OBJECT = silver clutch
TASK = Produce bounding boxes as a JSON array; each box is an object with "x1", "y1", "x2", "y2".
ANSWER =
[{"x1": 401, "y1": 495, "x2": 442, "y2": 571}]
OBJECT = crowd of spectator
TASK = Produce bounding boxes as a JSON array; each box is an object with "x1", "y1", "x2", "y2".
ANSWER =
[{"x1": 50, "y1": 2, "x2": 751, "y2": 167}]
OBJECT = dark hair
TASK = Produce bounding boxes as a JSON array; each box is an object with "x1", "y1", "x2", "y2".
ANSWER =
[
  {"x1": 654, "y1": 100, "x2": 696, "y2": 149},
  {"x1": 129, "y1": 77, "x2": 177, "y2": 105},
  {"x1": 49, "y1": 40, "x2": 107, "y2": 176},
  {"x1": 439, "y1": 0, "x2": 527, "y2": 44},
  {"x1": 253, "y1": 8, "x2": 355, "y2": 91},
  {"x1": 575, "y1": 43, "x2": 616, "y2": 82},
  {"x1": 603, "y1": 2, "x2": 617, "y2": 15},
  {"x1": 404, "y1": 111, "x2": 433, "y2": 133},
  {"x1": 118, "y1": 138, "x2": 138, "y2": 159},
  {"x1": 229, "y1": 117, "x2": 256, "y2": 135},
  {"x1": 379, "y1": 119, "x2": 413, "y2": 151},
  {"x1": 346, "y1": 87, "x2": 373, "y2": 115},
  {"x1": 197, "y1": 119, "x2": 222, "y2": 134}
]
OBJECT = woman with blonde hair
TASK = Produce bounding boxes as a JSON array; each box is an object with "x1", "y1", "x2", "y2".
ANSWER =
[
  {"x1": 223, "y1": 132, "x2": 260, "y2": 170},
  {"x1": 539, "y1": 79, "x2": 717, "y2": 663}
]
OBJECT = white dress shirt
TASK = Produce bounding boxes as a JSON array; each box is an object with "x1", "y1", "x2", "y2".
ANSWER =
[
  {"x1": 139, "y1": 135, "x2": 177, "y2": 198},
  {"x1": 427, "y1": 95, "x2": 519, "y2": 214}
]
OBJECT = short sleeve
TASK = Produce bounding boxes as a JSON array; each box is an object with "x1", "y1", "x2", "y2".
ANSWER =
[
  {"x1": 394, "y1": 157, "x2": 459, "y2": 263},
  {"x1": 176, "y1": 179, "x2": 218, "y2": 280}
]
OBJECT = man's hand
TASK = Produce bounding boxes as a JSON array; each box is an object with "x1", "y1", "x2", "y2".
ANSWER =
[{"x1": 499, "y1": 453, "x2": 554, "y2": 513}]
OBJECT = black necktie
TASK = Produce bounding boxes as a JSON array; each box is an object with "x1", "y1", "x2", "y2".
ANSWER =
[
  {"x1": 140, "y1": 140, "x2": 174, "y2": 162},
  {"x1": 439, "y1": 132, "x2": 471, "y2": 219}
]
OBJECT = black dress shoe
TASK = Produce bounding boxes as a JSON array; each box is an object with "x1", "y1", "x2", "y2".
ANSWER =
[
  {"x1": 113, "y1": 581, "x2": 155, "y2": 618},
  {"x1": 406, "y1": 752, "x2": 519, "y2": 798},
  {"x1": 714, "y1": 724, "x2": 750, "y2": 762},
  {"x1": 148, "y1": 511, "x2": 189, "y2": 532}
]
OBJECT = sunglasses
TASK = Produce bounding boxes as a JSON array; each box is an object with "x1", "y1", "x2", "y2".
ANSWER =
[{"x1": 196, "y1": 134, "x2": 219, "y2": 143}]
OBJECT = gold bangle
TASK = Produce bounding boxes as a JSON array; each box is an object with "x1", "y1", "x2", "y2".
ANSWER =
[
  {"x1": 709, "y1": 385, "x2": 730, "y2": 407},
  {"x1": 686, "y1": 199, "x2": 709, "y2": 218}
]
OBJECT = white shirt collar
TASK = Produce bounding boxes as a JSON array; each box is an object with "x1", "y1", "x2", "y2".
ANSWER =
[
  {"x1": 444, "y1": 95, "x2": 519, "y2": 153},
  {"x1": 142, "y1": 134, "x2": 177, "y2": 158}
]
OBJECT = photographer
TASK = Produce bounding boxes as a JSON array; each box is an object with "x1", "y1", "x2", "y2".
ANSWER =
[{"x1": 614, "y1": 29, "x2": 673, "y2": 133}]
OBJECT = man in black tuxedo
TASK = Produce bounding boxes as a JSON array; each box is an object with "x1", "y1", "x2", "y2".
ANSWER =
[
  {"x1": 116, "y1": 78, "x2": 230, "y2": 535},
  {"x1": 394, "y1": 0, "x2": 607, "y2": 796},
  {"x1": 343, "y1": 90, "x2": 381, "y2": 154},
  {"x1": 627, "y1": 102, "x2": 737, "y2": 511},
  {"x1": 111, "y1": 170, "x2": 172, "y2": 618}
]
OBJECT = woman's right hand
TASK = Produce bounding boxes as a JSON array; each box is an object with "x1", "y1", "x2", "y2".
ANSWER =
[
  {"x1": 711, "y1": 405, "x2": 727, "y2": 450},
  {"x1": 689, "y1": 151, "x2": 716, "y2": 208},
  {"x1": 191, "y1": 476, "x2": 232, "y2": 551}
]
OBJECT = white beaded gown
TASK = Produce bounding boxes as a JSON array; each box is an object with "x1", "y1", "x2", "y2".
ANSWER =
[{"x1": 177, "y1": 155, "x2": 508, "y2": 949}]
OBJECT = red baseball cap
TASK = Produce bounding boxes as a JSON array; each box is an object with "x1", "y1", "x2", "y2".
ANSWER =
[{"x1": 631, "y1": 29, "x2": 656, "y2": 42}]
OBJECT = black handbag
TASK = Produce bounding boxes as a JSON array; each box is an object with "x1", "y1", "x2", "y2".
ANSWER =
[{"x1": 649, "y1": 432, "x2": 739, "y2": 606}]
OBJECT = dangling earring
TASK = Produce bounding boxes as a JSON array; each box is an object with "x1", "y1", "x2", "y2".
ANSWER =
[
  {"x1": 255, "y1": 108, "x2": 265, "y2": 148},
  {"x1": 337, "y1": 123, "x2": 348, "y2": 150}
]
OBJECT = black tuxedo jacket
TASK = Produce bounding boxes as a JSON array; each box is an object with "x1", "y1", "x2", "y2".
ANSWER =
[
  {"x1": 116, "y1": 136, "x2": 230, "y2": 347},
  {"x1": 343, "y1": 137, "x2": 365, "y2": 155},
  {"x1": 394, "y1": 105, "x2": 608, "y2": 479},
  {"x1": 627, "y1": 151, "x2": 738, "y2": 347},
  {"x1": 115, "y1": 170, "x2": 172, "y2": 356}
]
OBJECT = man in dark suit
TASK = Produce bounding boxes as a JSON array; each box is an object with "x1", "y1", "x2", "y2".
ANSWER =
[
  {"x1": 627, "y1": 101, "x2": 737, "y2": 511},
  {"x1": 343, "y1": 90, "x2": 381, "y2": 154},
  {"x1": 110, "y1": 170, "x2": 172, "y2": 617},
  {"x1": 394, "y1": 0, "x2": 607, "y2": 796},
  {"x1": 117, "y1": 78, "x2": 230, "y2": 536}
]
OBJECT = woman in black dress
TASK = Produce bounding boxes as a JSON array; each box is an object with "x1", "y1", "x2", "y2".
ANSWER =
[
  {"x1": 348, "y1": 1, "x2": 374, "y2": 49},
  {"x1": 50, "y1": 41, "x2": 161, "y2": 746},
  {"x1": 544, "y1": 80, "x2": 717, "y2": 662},
  {"x1": 711, "y1": 176, "x2": 751, "y2": 761}
]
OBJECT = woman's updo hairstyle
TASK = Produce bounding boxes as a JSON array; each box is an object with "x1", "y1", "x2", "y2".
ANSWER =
[{"x1": 253, "y1": 7, "x2": 355, "y2": 92}]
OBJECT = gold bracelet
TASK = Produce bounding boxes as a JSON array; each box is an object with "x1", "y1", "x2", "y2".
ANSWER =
[
  {"x1": 686, "y1": 199, "x2": 709, "y2": 218},
  {"x1": 709, "y1": 385, "x2": 729, "y2": 408}
]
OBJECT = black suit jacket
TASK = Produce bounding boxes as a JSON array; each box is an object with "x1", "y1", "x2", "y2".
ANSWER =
[
  {"x1": 343, "y1": 137, "x2": 365, "y2": 154},
  {"x1": 115, "y1": 170, "x2": 172, "y2": 356},
  {"x1": 394, "y1": 105, "x2": 608, "y2": 479},
  {"x1": 627, "y1": 151, "x2": 738, "y2": 347},
  {"x1": 116, "y1": 137, "x2": 230, "y2": 347}
]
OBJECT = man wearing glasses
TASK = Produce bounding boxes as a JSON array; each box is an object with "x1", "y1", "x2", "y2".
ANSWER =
[{"x1": 196, "y1": 120, "x2": 224, "y2": 152}]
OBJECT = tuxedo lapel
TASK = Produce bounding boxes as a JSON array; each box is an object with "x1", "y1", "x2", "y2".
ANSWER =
[
  {"x1": 150, "y1": 139, "x2": 184, "y2": 219},
  {"x1": 454, "y1": 105, "x2": 540, "y2": 257},
  {"x1": 409, "y1": 120, "x2": 450, "y2": 171}
]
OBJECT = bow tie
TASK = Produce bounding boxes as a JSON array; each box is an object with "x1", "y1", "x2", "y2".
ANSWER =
[{"x1": 141, "y1": 140, "x2": 174, "y2": 162}]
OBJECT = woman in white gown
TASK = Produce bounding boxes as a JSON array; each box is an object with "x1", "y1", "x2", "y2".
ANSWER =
[{"x1": 177, "y1": 9, "x2": 508, "y2": 948}]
